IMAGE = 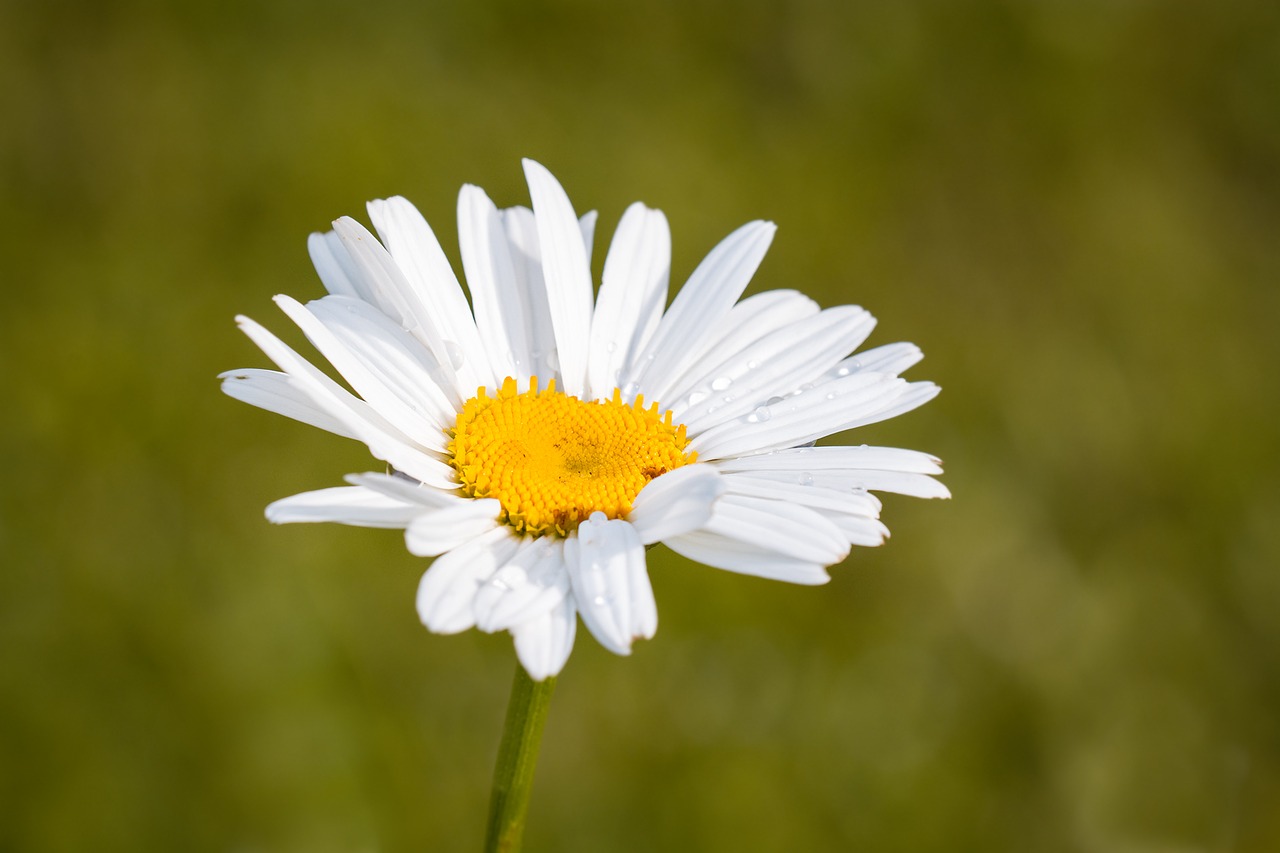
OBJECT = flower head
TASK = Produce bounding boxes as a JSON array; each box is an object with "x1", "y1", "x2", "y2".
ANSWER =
[{"x1": 222, "y1": 159, "x2": 948, "y2": 679}]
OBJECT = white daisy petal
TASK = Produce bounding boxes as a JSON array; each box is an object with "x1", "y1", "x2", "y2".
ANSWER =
[
  {"x1": 587, "y1": 203, "x2": 671, "y2": 401},
  {"x1": 717, "y1": 445, "x2": 945, "y2": 475},
  {"x1": 627, "y1": 464, "x2": 724, "y2": 544},
  {"x1": 266, "y1": 486, "x2": 423, "y2": 528},
  {"x1": 830, "y1": 341, "x2": 924, "y2": 378},
  {"x1": 689, "y1": 373, "x2": 940, "y2": 460},
  {"x1": 821, "y1": 512, "x2": 891, "y2": 547},
  {"x1": 405, "y1": 500, "x2": 503, "y2": 557},
  {"x1": 679, "y1": 305, "x2": 877, "y2": 435},
  {"x1": 714, "y1": 447, "x2": 949, "y2": 499},
  {"x1": 416, "y1": 527, "x2": 521, "y2": 635},
  {"x1": 219, "y1": 368, "x2": 360, "y2": 440},
  {"x1": 274, "y1": 294, "x2": 444, "y2": 446},
  {"x1": 475, "y1": 538, "x2": 571, "y2": 633},
  {"x1": 719, "y1": 472, "x2": 882, "y2": 516},
  {"x1": 523, "y1": 159, "x2": 594, "y2": 397},
  {"x1": 304, "y1": 296, "x2": 458, "y2": 431},
  {"x1": 565, "y1": 514, "x2": 655, "y2": 655},
  {"x1": 664, "y1": 530, "x2": 831, "y2": 585},
  {"x1": 664, "y1": 289, "x2": 820, "y2": 412},
  {"x1": 330, "y1": 215, "x2": 471, "y2": 403},
  {"x1": 365, "y1": 196, "x2": 495, "y2": 395},
  {"x1": 500, "y1": 205, "x2": 559, "y2": 390},
  {"x1": 307, "y1": 230, "x2": 366, "y2": 300},
  {"x1": 512, "y1": 595, "x2": 578, "y2": 682},
  {"x1": 718, "y1": 472, "x2": 891, "y2": 546},
  {"x1": 704, "y1": 494, "x2": 850, "y2": 565},
  {"x1": 458, "y1": 185, "x2": 536, "y2": 386},
  {"x1": 233, "y1": 315, "x2": 456, "y2": 489},
  {"x1": 579, "y1": 210, "x2": 598, "y2": 268},
  {"x1": 623, "y1": 219, "x2": 776, "y2": 403},
  {"x1": 345, "y1": 472, "x2": 463, "y2": 509}
]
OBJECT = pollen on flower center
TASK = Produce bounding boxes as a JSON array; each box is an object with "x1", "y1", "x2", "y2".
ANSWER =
[{"x1": 448, "y1": 377, "x2": 695, "y2": 537}]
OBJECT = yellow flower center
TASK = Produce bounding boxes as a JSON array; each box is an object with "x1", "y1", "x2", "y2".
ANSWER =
[{"x1": 448, "y1": 377, "x2": 696, "y2": 537}]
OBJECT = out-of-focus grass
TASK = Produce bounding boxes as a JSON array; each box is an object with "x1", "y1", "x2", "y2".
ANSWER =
[{"x1": 3, "y1": 0, "x2": 1279, "y2": 850}]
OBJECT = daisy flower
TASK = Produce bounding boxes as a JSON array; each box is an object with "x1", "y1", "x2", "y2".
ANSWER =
[{"x1": 221, "y1": 159, "x2": 947, "y2": 680}]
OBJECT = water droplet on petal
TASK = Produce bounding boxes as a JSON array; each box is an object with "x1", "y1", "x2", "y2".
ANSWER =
[
  {"x1": 835, "y1": 366, "x2": 851, "y2": 377},
  {"x1": 687, "y1": 390, "x2": 709, "y2": 406},
  {"x1": 746, "y1": 360, "x2": 760, "y2": 370},
  {"x1": 799, "y1": 472, "x2": 814, "y2": 486},
  {"x1": 592, "y1": 595, "x2": 609, "y2": 607},
  {"x1": 746, "y1": 405, "x2": 771, "y2": 423},
  {"x1": 766, "y1": 396, "x2": 785, "y2": 406},
  {"x1": 710, "y1": 376, "x2": 732, "y2": 391},
  {"x1": 443, "y1": 340, "x2": 465, "y2": 370},
  {"x1": 544, "y1": 350, "x2": 560, "y2": 371},
  {"x1": 606, "y1": 341, "x2": 617, "y2": 354}
]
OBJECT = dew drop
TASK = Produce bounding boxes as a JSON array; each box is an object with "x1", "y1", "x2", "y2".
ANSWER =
[
  {"x1": 622, "y1": 381, "x2": 642, "y2": 400},
  {"x1": 766, "y1": 396, "x2": 785, "y2": 406},
  {"x1": 799, "y1": 472, "x2": 814, "y2": 487},
  {"x1": 443, "y1": 340, "x2": 465, "y2": 370},
  {"x1": 592, "y1": 595, "x2": 609, "y2": 607},
  {"x1": 848, "y1": 359, "x2": 862, "y2": 371},
  {"x1": 544, "y1": 350, "x2": 560, "y2": 371},
  {"x1": 606, "y1": 341, "x2": 617, "y2": 354},
  {"x1": 746, "y1": 405, "x2": 771, "y2": 423},
  {"x1": 710, "y1": 376, "x2": 732, "y2": 391},
  {"x1": 835, "y1": 366, "x2": 851, "y2": 377},
  {"x1": 687, "y1": 390, "x2": 709, "y2": 406},
  {"x1": 825, "y1": 392, "x2": 837, "y2": 401},
  {"x1": 747, "y1": 360, "x2": 760, "y2": 370}
]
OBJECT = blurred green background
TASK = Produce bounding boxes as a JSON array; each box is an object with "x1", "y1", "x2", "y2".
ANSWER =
[{"x1": 3, "y1": 0, "x2": 1279, "y2": 850}]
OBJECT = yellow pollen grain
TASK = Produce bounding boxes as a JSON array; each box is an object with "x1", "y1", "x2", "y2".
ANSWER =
[{"x1": 448, "y1": 376, "x2": 695, "y2": 537}]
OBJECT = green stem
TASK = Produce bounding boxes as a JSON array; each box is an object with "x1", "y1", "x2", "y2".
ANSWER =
[{"x1": 484, "y1": 663, "x2": 556, "y2": 853}]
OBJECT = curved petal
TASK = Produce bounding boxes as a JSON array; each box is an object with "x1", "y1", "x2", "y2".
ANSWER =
[
  {"x1": 704, "y1": 494, "x2": 850, "y2": 565},
  {"x1": 713, "y1": 446, "x2": 950, "y2": 499},
  {"x1": 329, "y1": 215, "x2": 470, "y2": 404},
  {"x1": 627, "y1": 464, "x2": 724, "y2": 545},
  {"x1": 512, "y1": 594, "x2": 578, "y2": 681},
  {"x1": 663, "y1": 289, "x2": 820, "y2": 413},
  {"x1": 664, "y1": 530, "x2": 832, "y2": 585},
  {"x1": 689, "y1": 373, "x2": 940, "y2": 461},
  {"x1": 415, "y1": 527, "x2": 520, "y2": 634},
  {"x1": 233, "y1": 314, "x2": 457, "y2": 489},
  {"x1": 458, "y1": 185, "x2": 537, "y2": 385},
  {"x1": 265, "y1": 485, "x2": 423, "y2": 528},
  {"x1": 474, "y1": 538, "x2": 571, "y2": 633},
  {"x1": 564, "y1": 513, "x2": 655, "y2": 655},
  {"x1": 587, "y1": 203, "x2": 670, "y2": 400},
  {"x1": 500, "y1": 205, "x2": 559, "y2": 390},
  {"x1": 307, "y1": 230, "x2": 366, "y2": 300},
  {"x1": 678, "y1": 305, "x2": 877, "y2": 436},
  {"x1": 405, "y1": 499, "x2": 503, "y2": 557},
  {"x1": 523, "y1": 159, "x2": 594, "y2": 398},
  {"x1": 622, "y1": 220, "x2": 776, "y2": 404},
  {"x1": 345, "y1": 472, "x2": 464, "y2": 509},
  {"x1": 365, "y1": 196, "x2": 495, "y2": 395},
  {"x1": 219, "y1": 368, "x2": 360, "y2": 440}
]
